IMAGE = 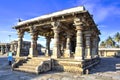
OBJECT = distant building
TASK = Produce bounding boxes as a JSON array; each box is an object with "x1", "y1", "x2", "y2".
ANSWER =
[
  {"x1": 0, "y1": 40, "x2": 45, "y2": 56},
  {"x1": 99, "y1": 48, "x2": 120, "y2": 57}
]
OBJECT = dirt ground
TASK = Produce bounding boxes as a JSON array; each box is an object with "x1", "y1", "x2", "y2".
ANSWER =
[{"x1": 0, "y1": 55, "x2": 120, "y2": 80}]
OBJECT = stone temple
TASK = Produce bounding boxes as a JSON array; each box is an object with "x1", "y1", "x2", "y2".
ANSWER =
[{"x1": 12, "y1": 6, "x2": 101, "y2": 74}]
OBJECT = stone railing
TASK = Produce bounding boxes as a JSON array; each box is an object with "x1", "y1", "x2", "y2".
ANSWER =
[
  {"x1": 82, "y1": 57, "x2": 100, "y2": 74},
  {"x1": 36, "y1": 59, "x2": 51, "y2": 74},
  {"x1": 12, "y1": 57, "x2": 28, "y2": 70}
]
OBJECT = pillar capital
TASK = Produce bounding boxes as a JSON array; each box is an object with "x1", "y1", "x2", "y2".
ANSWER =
[
  {"x1": 74, "y1": 18, "x2": 84, "y2": 30},
  {"x1": 51, "y1": 21, "x2": 61, "y2": 27},
  {"x1": 51, "y1": 21, "x2": 61, "y2": 34},
  {"x1": 17, "y1": 29, "x2": 24, "y2": 38},
  {"x1": 84, "y1": 31, "x2": 92, "y2": 37}
]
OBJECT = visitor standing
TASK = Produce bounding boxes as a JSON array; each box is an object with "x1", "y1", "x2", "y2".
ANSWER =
[{"x1": 8, "y1": 51, "x2": 13, "y2": 65}]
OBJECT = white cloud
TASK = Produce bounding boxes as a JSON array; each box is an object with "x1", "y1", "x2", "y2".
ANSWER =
[{"x1": 74, "y1": 0, "x2": 120, "y2": 23}]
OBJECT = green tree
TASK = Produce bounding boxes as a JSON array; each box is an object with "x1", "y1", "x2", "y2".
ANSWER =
[
  {"x1": 105, "y1": 36, "x2": 116, "y2": 48},
  {"x1": 114, "y1": 32, "x2": 120, "y2": 47},
  {"x1": 100, "y1": 41, "x2": 106, "y2": 48}
]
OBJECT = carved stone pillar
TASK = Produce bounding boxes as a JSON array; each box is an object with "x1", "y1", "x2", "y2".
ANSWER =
[
  {"x1": 64, "y1": 34, "x2": 71, "y2": 58},
  {"x1": 85, "y1": 31, "x2": 92, "y2": 59},
  {"x1": 14, "y1": 44, "x2": 17, "y2": 52},
  {"x1": 1, "y1": 45, "x2": 4, "y2": 55},
  {"x1": 95, "y1": 36, "x2": 100, "y2": 57},
  {"x1": 51, "y1": 22, "x2": 61, "y2": 58},
  {"x1": 45, "y1": 37, "x2": 51, "y2": 56},
  {"x1": 74, "y1": 18, "x2": 84, "y2": 60},
  {"x1": 10, "y1": 44, "x2": 14, "y2": 51},
  {"x1": 5, "y1": 44, "x2": 8, "y2": 53},
  {"x1": 16, "y1": 29, "x2": 24, "y2": 57},
  {"x1": 29, "y1": 26, "x2": 38, "y2": 57},
  {"x1": 91, "y1": 37, "x2": 96, "y2": 58}
]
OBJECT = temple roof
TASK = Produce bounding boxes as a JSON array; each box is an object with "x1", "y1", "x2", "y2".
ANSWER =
[
  {"x1": 14, "y1": 6, "x2": 86, "y2": 28},
  {"x1": 13, "y1": 6, "x2": 100, "y2": 36}
]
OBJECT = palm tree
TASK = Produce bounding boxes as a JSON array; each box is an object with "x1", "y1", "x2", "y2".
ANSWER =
[
  {"x1": 100, "y1": 41, "x2": 106, "y2": 48},
  {"x1": 105, "y1": 36, "x2": 116, "y2": 48},
  {"x1": 114, "y1": 32, "x2": 120, "y2": 47}
]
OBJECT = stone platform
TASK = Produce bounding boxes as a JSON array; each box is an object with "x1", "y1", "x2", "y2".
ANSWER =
[
  {"x1": 52, "y1": 57, "x2": 100, "y2": 74},
  {"x1": 12, "y1": 57, "x2": 100, "y2": 74}
]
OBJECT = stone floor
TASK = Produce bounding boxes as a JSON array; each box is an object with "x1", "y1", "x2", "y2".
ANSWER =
[{"x1": 0, "y1": 55, "x2": 120, "y2": 80}]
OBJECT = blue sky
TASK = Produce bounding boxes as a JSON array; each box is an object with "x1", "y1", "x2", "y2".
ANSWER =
[{"x1": 0, "y1": 0, "x2": 120, "y2": 47}]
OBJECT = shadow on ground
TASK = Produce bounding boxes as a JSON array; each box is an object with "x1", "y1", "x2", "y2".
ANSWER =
[
  {"x1": 90, "y1": 57, "x2": 120, "y2": 74},
  {"x1": 1, "y1": 56, "x2": 120, "y2": 80}
]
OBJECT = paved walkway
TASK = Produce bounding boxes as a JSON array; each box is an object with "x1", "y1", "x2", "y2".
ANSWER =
[{"x1": 0, "y1": 56, "x2": 120, "y2": 80}]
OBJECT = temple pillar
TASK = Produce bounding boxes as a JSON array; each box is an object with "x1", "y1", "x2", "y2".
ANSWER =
[
  {"x1": 85, "y1": 31, "x2": 92, "y2": 59},
  {"x1": 60, "y1": 38, "x2": 66, "y2": 56},
  {"x1": 95, "y1": 36, "x2": 100, "y2": 57},
  {"x1": 10, "y1": 44, "x2": 14, "y2": 51},
  {"x1": 14, "y1": 44, "x2": 17, "y2": 52},
  {"x1": 74, "y1": 18, "x2": 84, "y2": 60},
  {"x1": 64, "y1": 34, "x2": 71, "y2": 58},
  {"x1": 51, "y1": 22, "x2": 61, "y2": 58},
  {"x1": 91, "y1": 35, "x2": 98, "y2": 58},
  {"x1": 45, "y1": 37, "x2": 51, "y2": 56},
  {"x1": 0, "y1": 45, "x2": 4, "y2": 55},
  {"x1": 16, "y1": 29, "x2": 24, "y2": 57},
  {"x1": 29, "y1": 26, "x2": 38, "y2": 57},
  {"x1": 5, "y1": 44, "x2": 8, "y2": 53}
]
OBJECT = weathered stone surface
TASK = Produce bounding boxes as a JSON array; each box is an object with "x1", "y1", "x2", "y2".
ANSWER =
[{"x1": 1, "y1": 56, "x2": 120, "y2": 80}]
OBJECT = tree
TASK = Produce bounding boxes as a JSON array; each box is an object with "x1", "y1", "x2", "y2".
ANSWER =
[
  {"x1": 100, "y1": 41, "x2": 106, "y2": 48},
  {"x1": 105, "y1": 36, "x2": 116, "y2": 48},
  {"x1": 114, "y1": 32, "x2": 120, "y2": 47}
]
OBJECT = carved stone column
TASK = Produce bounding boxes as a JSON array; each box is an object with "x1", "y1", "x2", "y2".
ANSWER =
[
  {"x1": 10, "y1": 44, "x2": 14, "y2": 51},
  {"x1": 14, "y1": 44, "x2": 17, "y2": 52},
  {"x1": 5, "y1": 44, "x2": 8, "y2": 53},
  {"x1": 51, "y1": 22, "x2": 61, "y2": 58},
  {"x1": 29, "y1": 26, "x2": 38, "y2": 57},
  {"x1": 74, "y1": 18, "x2": 84, "y2": 60},
  {"x1": 85, "y1": 31, "x2": 92, "y2": 59},
  {"x1": 95, "y1": 36, "x2": 100, "y2": 57},
  {"x1": 45, "y1": 37, "x2": 51, "y2": 56},
  {"x1": 16, "y1": 29, "x2": 24, "y2": 57},
  {"x1": 0, "y1": 45, "x2": 4, "y2": 55},
  {"x1": 64, "y1": 34, "x2": 71, "y2": 58},
  {"x1": 91, "y1": 35, "x2": 98, "y2": 58}
]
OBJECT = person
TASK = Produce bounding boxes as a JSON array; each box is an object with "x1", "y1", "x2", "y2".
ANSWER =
[{"x1": 8, "y1": 51, "x2": 13, "y2": 65}]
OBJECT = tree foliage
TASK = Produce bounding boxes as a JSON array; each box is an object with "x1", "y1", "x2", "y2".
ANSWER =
[{"x1": 100, "y1": 32, "x2": 120, "y2": 48}]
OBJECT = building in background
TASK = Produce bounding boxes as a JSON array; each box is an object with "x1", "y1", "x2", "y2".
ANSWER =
[
  {"x1": 99, "y1": 48, "x2": 120, "y2": 57},
  {"x1": 0, "y1": 40, "x2": 45, "y2": 56}
]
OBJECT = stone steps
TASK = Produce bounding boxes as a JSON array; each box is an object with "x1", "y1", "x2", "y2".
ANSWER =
[
  {"x1": 22, "y1": 63, "x2": 39, "y2": 66},
  {"x1": 14, "y1": 67, "x2": 36, "y2": 73},
  {"x1": 116, "y1": 64, "x2": 120, "y2": 70},
  {"x1": 19, "y1": 65, "x2": 37, "y2": 70},
  {"x1": 13, "y1": 57, "x2": 51, "y2": 74}
]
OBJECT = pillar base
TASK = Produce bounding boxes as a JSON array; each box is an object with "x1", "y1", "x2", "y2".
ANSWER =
[
  {"x1": 45, "y1": 50, "x2": 50, "y2": 56},
  {"x1": 16, "y1": 48, "x2": 21, "y2": 57},
  {"x1": 51, "y1": 47, "x2": 61, "y2": 59},
  {"x1": 74, "y1": 47, "x2": 84, "y2": 60},
  {"x1": 64, "y1": 49, "x2": 71, "y2": 58},
  {"x1": 86, "y1": 56, "x2": 92, "y2": 59},
  {"x1": 28, "y1": 48, "x2": 38, "y2": 57}
]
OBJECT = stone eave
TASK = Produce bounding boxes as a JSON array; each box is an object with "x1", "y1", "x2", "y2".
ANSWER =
[{"x1": 13, "y1": 6, "x2": 88, "y2": 29}]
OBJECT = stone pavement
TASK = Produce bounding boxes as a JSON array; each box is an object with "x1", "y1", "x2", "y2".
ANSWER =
[{"x1": 0, "y1": 56, "x2": 120, "y2": 80}]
